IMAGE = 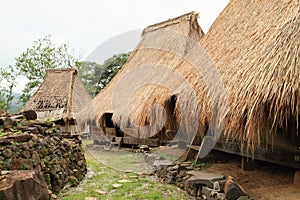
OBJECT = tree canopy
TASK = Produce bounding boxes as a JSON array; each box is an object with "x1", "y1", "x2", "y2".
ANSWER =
[
  {"x1": 0, "y1": 67, "x2": 17, "y2": 111},
  {"x1": 14, "y1": 35, "x2": 80, "y2": 103},
  {"x1": 78, "y1": 52, "x2": 130, "y2": 97}
]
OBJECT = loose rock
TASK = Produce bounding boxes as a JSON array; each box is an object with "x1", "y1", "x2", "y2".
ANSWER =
[{"x1": 0, "y1": 171, "x2": 49, "y2": 200}]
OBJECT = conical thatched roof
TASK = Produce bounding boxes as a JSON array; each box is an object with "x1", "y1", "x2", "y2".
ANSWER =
[
  {"x1": 22, "y1": 68, "x2": 92, "y2": 122},
  {"x1": 92, "y1": 11, "x2": 205, "y2": 140},
  {"x1": 199, "y1": 0, "x2": 300, "y2": 149}
]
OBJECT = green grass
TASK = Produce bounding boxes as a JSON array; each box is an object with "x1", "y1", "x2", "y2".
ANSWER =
[
  {"x1": 57, "y1": 144, "x2": 190, "y2": 200},
  {"x1": 0, "y1": 131, "x2": 7, "y2": 137},
  {"x1": 190, "y1": 160, "x2": 211, "y2": 169}
]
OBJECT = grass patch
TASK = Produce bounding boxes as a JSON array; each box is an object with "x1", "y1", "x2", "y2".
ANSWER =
[
  {"x1": 57, "y1": 144, "x2": 190, "y2": 200},
  {"x1": 190, "y1": 160, "x2": 211, "y2": 169}
]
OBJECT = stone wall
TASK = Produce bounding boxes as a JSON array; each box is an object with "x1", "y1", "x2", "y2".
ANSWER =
[{"x1": 0, "y1": 112, "x2": 87, "y2": 194}]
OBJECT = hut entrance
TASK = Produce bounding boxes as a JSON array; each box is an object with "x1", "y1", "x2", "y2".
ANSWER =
[
  {"x1": 169, "y1": 95, "x2": 176, "y2": 115},
  {"x1": 157, "y1": 94, "x2": 179, "y2": 145},
  {"x1": 103, "y1": 112, "x2": 123, "y2": 137},
  {"x1": 104, "y1": 113, "x2": 114, "y2": 128}
]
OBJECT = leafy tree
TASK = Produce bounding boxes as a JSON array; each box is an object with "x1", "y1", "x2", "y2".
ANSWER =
[
  {"x1": 14, "y1": 35, "x2": 80, "y2": 104},
  {"x1": 0, "y1": 67, "x2": 17, "y2": 111},
  {"x1": 77, "y1": 61, "x2": 101, "y2": 97},
  {"x1": 97, "y1": 53, "x2": 129, "y2": 93},
  {"x1": 78, "y1": 52, "x2": 130, "y2": 97}
]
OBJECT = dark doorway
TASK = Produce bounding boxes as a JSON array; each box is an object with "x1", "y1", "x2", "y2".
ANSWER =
[
  {"x1": 169, "y1": 95, "x2": 177, "y2": 115},
  {"x1": 115, "y1": 125, "x2": 124, "y2": 137},
  {"x1": 104, "y1": 113, "x2": 114, "y2": 128}
]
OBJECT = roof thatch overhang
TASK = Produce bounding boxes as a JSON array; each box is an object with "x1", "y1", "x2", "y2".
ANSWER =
[{"x1": 199, "y1": 0, "x2": 300, "y2": 150}]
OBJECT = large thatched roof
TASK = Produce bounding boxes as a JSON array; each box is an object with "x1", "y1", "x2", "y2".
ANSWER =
[
  {"x1": 22, "y1": 68, "x2": 92, "y2": 121},
  {"x1": 199, "y1": 0, "x2": 300, "y2": 149},
  {"x1": 92, "y1": 11, "x2": 205, "y2": 139}
]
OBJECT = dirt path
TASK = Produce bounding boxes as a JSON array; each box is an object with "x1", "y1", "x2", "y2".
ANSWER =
[
  {"x1": 86, "y1": 142, "x2": 300, "y2": 199},
  {"x1": 87, "y1": 147, "x2": 154, "y2": 173},
  {"x1": 58, "y1": 145, "x2": 191, "y2": 200}
]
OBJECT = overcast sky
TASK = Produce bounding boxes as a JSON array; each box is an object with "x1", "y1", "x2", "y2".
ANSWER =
[{"x1": 0, "y1": 0, "x2": 229, "y2": 91}]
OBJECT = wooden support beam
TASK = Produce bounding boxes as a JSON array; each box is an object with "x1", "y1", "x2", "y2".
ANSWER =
[
  {"x1": 241, "y1": 156, "x2": 257, "y2": 171},
  {"x1": 294, "y1": 170, "x2": 300, "y2": 187}
]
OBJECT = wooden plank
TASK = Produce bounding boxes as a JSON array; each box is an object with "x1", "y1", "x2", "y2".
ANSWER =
[
  {"x1": 188, "y1": 145, "x2": 201, "y2": 150},
  {"x1": 123, "y1": 137, "x2": 159, "y2": 146},
  {"x1": 109, "y1": 137, "x2": 123, "y2": 150},
  {"x1": 185, "y1": 135, "x2": 300, "y2": 169},
  {"x1": 105, "y1": 128, "x2": 116, "y2": 136},
  {"x1": 214, "y1": 140, "x2": 300, "y2": 169}
]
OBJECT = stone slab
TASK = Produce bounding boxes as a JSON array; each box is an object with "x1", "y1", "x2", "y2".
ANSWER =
[
  {"x1": 185, "y1": 171, "x2": 225, "y2": 188},
  {"x1": 153, "y1": 160, "x2": 173, "y2": 168}
]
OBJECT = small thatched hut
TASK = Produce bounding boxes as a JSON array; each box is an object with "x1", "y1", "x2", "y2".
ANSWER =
[{"x1": 22, "y1": 68, "x2": 93, "y2": 133}]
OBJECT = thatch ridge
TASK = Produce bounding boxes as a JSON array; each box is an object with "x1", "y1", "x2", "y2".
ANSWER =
[{"x1": 143, "y1": 11, "x2": 200, "y2": 35}]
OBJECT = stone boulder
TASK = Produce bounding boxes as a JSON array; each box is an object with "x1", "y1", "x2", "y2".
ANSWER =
[{"x1": 0, "y1": 171, "x2": 49, "y2": 200}]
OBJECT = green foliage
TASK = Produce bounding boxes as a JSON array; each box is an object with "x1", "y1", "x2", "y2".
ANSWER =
[
  {"x1": 0, "y1": 67, "x2": 17, "y2": 111},
  {"x1": 14, "y1": 35, "x2": 80, "y2": 104},
  {"x1": 191, "y1": 160, "x2": 210, "y2": 169},
  {"x1": 19, "y1": 163, "x2": 27, "y2": 170},
  {"x1": 0, "y1": 131, "x2": 8, "y2": 137},
  {"x1": 78, "y1": 52, "x2": 130, "y2": 97},
  {"x1": 77, "y1": 61, "x2": 102, "y2": 96},
  {"x1": 1, "y1": 35, "x2": 80, "y2": 111},
  {"x1": 9, "y1": 92, "x2": 22, "y2": 113}
]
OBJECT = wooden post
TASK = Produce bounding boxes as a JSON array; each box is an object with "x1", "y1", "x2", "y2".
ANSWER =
[
  {"x1": 241, "y1": 156, "x2": 256, "y2": 171},
  {"x1": 65, "y1": 118, "x2": 70, "y2": 133},
  {"x1": 66, "y1": 69, "x2": 76, "y2": 135},
  {"x1": 294, "y1": 170, "x2": 300, "y2": 187}
]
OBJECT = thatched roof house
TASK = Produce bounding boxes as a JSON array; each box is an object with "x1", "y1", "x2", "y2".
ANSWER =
[
  {"x1": 198, "y1": 0, "x2": 300, "y2": 151},
  {"x1": 91, "y1": 11, "x2": 205, "y2": 144},
  {"x1": 22, "y1": 68, "x2": 92, "y2": 132}
]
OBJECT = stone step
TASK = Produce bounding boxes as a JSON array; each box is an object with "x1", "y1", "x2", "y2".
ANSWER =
[
  {"x1": 185, "y1": 171, "x2": 225, "y2": 189},
  {"x1": 153, "y1": 159, "x2": 173, "y2": 169}
]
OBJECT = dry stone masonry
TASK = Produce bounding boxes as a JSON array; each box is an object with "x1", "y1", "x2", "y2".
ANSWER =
[
  {"x1": 0, "y1": 111, "x2": 87, "y2": 199},
  {"x1": 144, "y1": 151, "x2": 248, "y2": 200}
]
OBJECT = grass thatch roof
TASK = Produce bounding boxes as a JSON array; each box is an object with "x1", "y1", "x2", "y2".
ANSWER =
[
  {"x1": 92, "y1": 11, "x2": 205, "y2": 140},
  {"x1": 199, "y1": 0, "x2": 300, "y2": 150},
  {"x1": 22, "y1": 68, "x2": 92, "y2": 122}
]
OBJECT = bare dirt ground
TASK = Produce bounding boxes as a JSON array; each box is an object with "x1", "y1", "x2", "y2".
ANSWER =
[
  {"x1": 206, "y1": 160, "x2": 300, "y2": 200},
  {"x1": 156, "y1": 147, "x2": 300, "y2": 200}
]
